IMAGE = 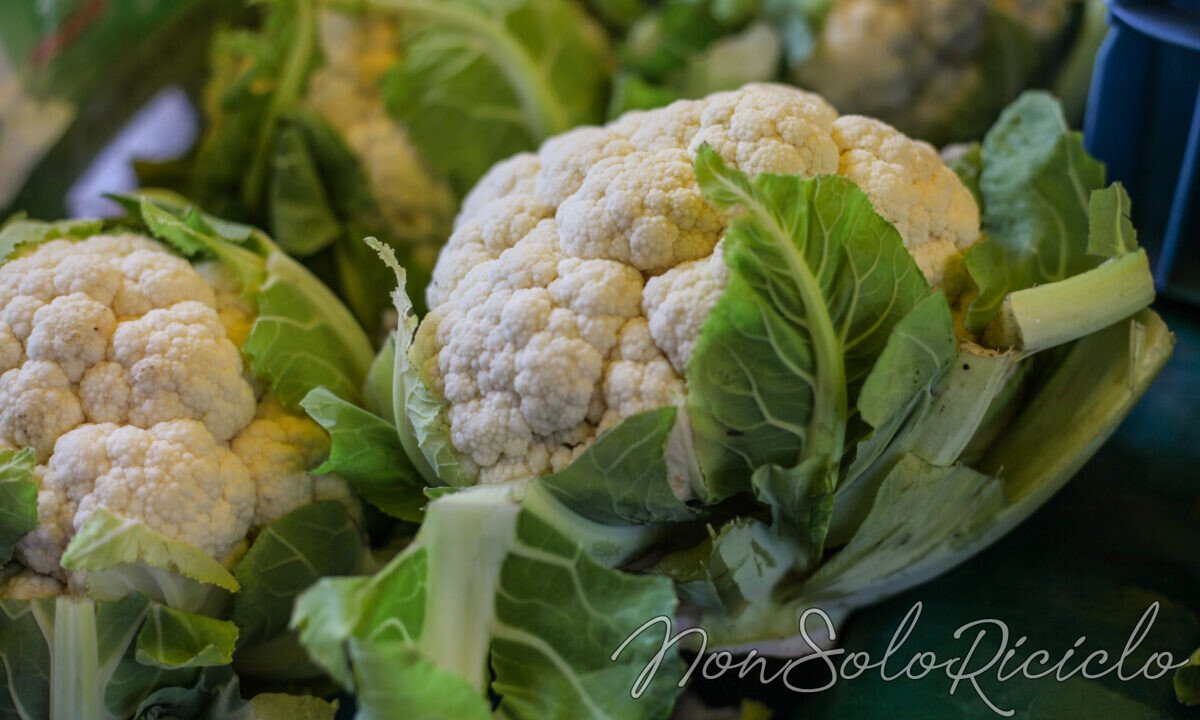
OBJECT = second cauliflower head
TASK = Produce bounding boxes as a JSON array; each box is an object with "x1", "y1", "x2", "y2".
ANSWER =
[
  {"x1": 424, "y1": 83, "x2": 980, "y2": 484},
  {"x1": 0, "y1": 233, "x2": 341, "y2": 579}
]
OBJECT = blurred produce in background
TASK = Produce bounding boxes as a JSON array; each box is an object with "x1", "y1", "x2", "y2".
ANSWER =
[
  {"x1": 137, "y1": 0, "x2": 614, "y2": 330},
  {"x1": 0, "y1": 0, "x2": 253, "y2": 218},
  {"x1": 606, "y1": 0, "x2": 1109, "y2": 144}
]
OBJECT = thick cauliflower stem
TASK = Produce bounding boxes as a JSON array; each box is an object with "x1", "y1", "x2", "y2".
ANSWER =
[
  {"x1": 426, "y1": 84, "x2": 980, "y2": 484},
  {"x1": 0, "y1": 235, "x2": 332, "y2": 577}
]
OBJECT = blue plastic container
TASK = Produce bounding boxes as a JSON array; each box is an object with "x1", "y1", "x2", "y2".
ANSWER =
[{"x1": 1085, "y1": 0, "x2": 1200, "y2": 304}]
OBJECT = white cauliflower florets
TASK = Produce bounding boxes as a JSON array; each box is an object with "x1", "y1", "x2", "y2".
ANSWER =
[
  {"x1": 832, "y1": 115, "x2": 980, "y2": 292},
  {"x1": 20, "y1": 420, "x2": 256, "y2": 575},
  {"x1": 643, "y1": 245, "x2": 730, "y2": 373},
  {"x1": 1, "y1": 235, "x2": 338, "y2": 579},
  {"x1": 426, "y1": 84, "x2": 980, "y2": 484}
]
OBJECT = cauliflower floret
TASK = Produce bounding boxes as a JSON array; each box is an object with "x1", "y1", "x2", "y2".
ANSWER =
[
  {"x1": 601, "y1": 319, "x2": 685, "y2": 429},
  {"x1": 1, "y1": 295, "x2": 46, "y2": 342},
  {"x1": 0, "y1": 361, "x2": 85, "y2": 461},
  {"x1": 643, "y1": 244, "x2": 730, "y2": 372},
  {"x1": 687, "y1": 84, "x2": 841, "y2": 177},
  {"x1": 515, "y1": 326, "x2": 604, "y2": 436},
  {"x1": 0, "y1": 233, "x2": 341, "y2": 575},
  {"x1": 832, "y1": 115, "x2": 979, "y2": 292},
  {"x1": 26, "y1": 294, "x2": 116, "y2": 382},
  {"x1": 18, "y1": 420, "x2": 256, "y2": 577},
  {"x1": 537, "y1": 127, "x2": 636, "y2": 206},
  {"x1": 431, "y1": 221, "x2": 655, "y2": 482},
  {"x1": 557, "y1": 149, "x2": 725, "y2": 273},
  {"x1": 0, "y1": 322, "x2": 21, "y2": 372},
  {"x1": 428, "y1": 84, "x2": 981, "y2": 484},
  {"x1": 458, "y1": 153, "x2": 543, "y2": 227},
  {"x1": 0, "y1": 569, "x2": 63, "y2": 599},
  {"x1": 108, "y1": 301, "x2": 256, "y2": 441},
  {"x1": 428, "y1": 194, "x2": 555, "y2": 308},
  {"x1": 614, "y1": 98, "x2": 706, "y2": 151},
  {"x1": 113, "y1": 247, "x2": 218, "y2": 317},
  {"x1": 232, "y1": 398, "x2": 332, "y2": 528}
]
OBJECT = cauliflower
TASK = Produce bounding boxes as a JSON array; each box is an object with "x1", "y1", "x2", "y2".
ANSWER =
[
  {"x1": 0, "y1": 231, "x2": 350, "y2": 582},
  {"x1": 304, "y1": 10, "x2": 456, "y2": 266},
  {"x1": 423, "y1": 83, "x2": 979, "y2": 484},
  {"x1": 795, "y1": 0, "x2": 1073, "y2": 142}
]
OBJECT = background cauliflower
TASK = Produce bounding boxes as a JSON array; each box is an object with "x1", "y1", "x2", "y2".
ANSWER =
[
  {"x1": 143, "y1": 1, "x2": 457, "y2": 328},
  {"x1": 0, "y1": 567, "x2": 63, "y2": 600},
  {"x1": 145, "y1": 0, "x2": 613, "y2": 329},
  {"x1": 797, "y1": 0, "x2": 1073, "y2": 142},
  {"x1": 423, "y1": 83, "x2": 979, "y2": 484},
  {"x1": 611, "y1": 0, "x2": 1103, "y2": 146},
  {"x1": 304, "y1": 10, "x2": 456, "y2": 267}
]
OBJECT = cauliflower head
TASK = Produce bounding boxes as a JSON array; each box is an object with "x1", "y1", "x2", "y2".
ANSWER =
[
  {"x1": 0, "y1": 234, "x2": 339, "y2": 579},
  {"x1": 424, "y1": 83, "x2": 979, "y2": 484},
  {"x1": 796, "y1": 0, "x2": 1072, "y2": 142}
]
